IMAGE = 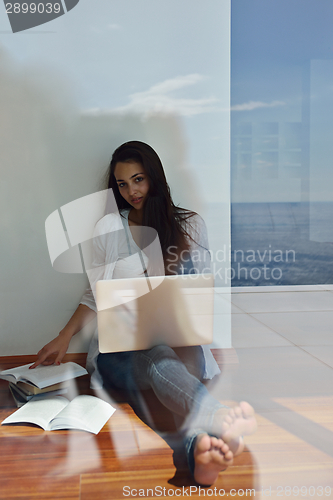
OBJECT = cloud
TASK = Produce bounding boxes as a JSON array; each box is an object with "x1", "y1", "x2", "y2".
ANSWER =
[
  {"x1": 83, "y1": 81, "x2": 286, "y2": 118},
  {"x1": 231, "y1": 100, "x2": 286, "y2": 111},
  {"x1": 84, "y1": 74, "x2": 220, "y2": 117}
]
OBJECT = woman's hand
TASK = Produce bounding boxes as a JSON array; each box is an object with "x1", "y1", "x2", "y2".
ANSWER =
[
  {"x1": 29, "y1": 304, "x2": 96, "y2": 369},
  {"x1": 29, "y1": 331, "x2": 72, "y2": 369}
]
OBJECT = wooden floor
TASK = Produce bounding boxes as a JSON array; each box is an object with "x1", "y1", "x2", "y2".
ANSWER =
[{"x1": 1, "y1": 347, "x2": 333, "y2": 500}]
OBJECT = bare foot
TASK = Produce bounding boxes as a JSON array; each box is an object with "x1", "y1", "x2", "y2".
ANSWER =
[
  {"x1": 193, "y1": 434, "x2": 233, "y2": 486},
  {"x1": 213, "y1": 401, "x2": 257, "y2": 455}
]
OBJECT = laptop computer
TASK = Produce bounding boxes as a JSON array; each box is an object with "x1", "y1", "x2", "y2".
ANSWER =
[{"x1": 96, "y1": 274, "x2": 214, "y2": 353}]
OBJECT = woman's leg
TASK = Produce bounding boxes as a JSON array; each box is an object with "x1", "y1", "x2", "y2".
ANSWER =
[
  {"x1": 97, "y1": 346, "x2": 226, "y2": 474},
  {"x1": 97, "y1": 347, "x2": 256, "y2": 485},
  {"x1": 98, "y1": 345, "x2": 223, "y2": 419},
  {"x1": 130, "y1": 345, "x2": 224, "y2": 423}
]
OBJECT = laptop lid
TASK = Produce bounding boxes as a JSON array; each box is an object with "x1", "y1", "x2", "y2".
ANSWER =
[{"x1": 96, "y1": 274, "x2": 214, "y2": 353}]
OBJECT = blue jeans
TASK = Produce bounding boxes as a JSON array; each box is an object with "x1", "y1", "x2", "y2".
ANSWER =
[{"x1": 97, "y1": 345, "x2": 225, "y2": 476}]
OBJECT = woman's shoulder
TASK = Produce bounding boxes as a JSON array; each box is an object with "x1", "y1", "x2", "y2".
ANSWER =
[
  {"x1": 176, "y1": 209, "x2": 206, "y2": 231},
  {"x1": 176, "y1": 209, "x2": 209, "y2": 251},
  {"x1": 94, "y1": 209, "x2": 129, "y2": 235}
]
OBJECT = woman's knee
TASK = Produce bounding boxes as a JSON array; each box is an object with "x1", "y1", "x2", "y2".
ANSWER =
[
  {"x1": 173, "y1": 346, "x2": 205, "y2": 380},
  {"x1": 137, "y1": 345, "x2": 204, "y2": 378},
  {"x1": 131, "y1": 345, "x2": 179, "y2": 382},
  {"x1": 140, "y1": 345, "x2": 178, "y2": 364}
]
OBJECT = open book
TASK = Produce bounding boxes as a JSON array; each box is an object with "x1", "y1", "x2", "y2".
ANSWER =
[
  {"x1": 0, "y1": 362, "x2": 87, "y2": 389},
  {"x1": 1, "y1": 395, "x2": 115, "y2": 434}
]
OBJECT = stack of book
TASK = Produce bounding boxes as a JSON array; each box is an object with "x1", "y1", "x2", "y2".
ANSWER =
[
  {"x1": 9, "y1": 380, "x2": 70, "y2": 407},
  {"x1": 0, "y1": 362, "x2": 88, "y2": 407}
]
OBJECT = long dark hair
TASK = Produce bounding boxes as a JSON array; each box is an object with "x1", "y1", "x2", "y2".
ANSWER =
[{"x1": 106, "y1": 141, "x2": 195, "y2": 267}]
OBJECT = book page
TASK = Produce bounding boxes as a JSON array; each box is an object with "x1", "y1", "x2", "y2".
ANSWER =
[
  {"x1": 1, "y1": 397, "x2": 69, "y2": 430},
  {"x1": 0, "y1": 364, "x2": 30, "y2": 383},
  {"x1": 50, "y1": 395, "x2": 115, "y2": 434},
  {"x1": 26, "y1": 363, "x2": 87, "y2": 388},
  {"x1": 0, "y1": 362, "x2": 87, "y2": 389}
]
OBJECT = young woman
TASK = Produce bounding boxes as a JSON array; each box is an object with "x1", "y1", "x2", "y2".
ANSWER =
[{"x1": 31, "y1": 141, "x2": 256, "y2": 486}]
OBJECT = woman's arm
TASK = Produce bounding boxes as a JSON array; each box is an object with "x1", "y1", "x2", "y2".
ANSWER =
[
  {"x1": 30, "y1": 304, "x2": 96, "y2": 369},
  {"x1": 31, "y1": 214, "x2": 120, "y2": 369}
]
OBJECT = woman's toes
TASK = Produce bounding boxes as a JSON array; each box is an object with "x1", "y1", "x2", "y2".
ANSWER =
[
  {"x1": 220, "y1": 441, "x2": 229, "y2": 454},
  {"x1": 224, "y1": 414, "x2": 233, "y2": 425},
  {"x1": 234, "y1": 406, "x2": 243, "y2": 418},
  {"x1": 210, "y1": 436, "x2": 219, "y2": 448},
  {"x1": 229, "y1": 409, "x2": 236, "y2": 419},
  {"x1": 240, "y1": 401, "x2": 255, "y2": 418},
  {"x1": 196, "y1": 434, "x2": 211, "y2": 453}
]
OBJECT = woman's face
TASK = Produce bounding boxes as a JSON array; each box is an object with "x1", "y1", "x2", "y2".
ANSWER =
[{"x1": 114, "y1": 161, "x2": 150, "y2": 211}]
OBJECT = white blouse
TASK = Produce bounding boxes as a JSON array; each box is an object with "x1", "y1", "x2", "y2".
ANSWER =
[{"x1": 80, "y1": 209, "x2": 220, "y2": 388}]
